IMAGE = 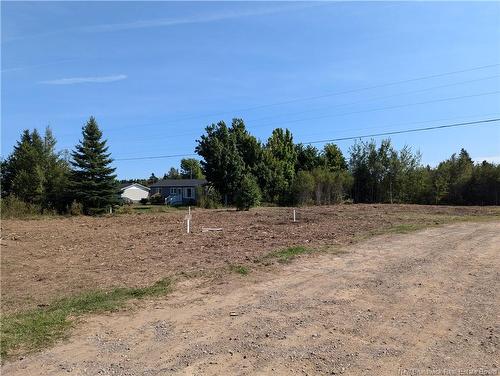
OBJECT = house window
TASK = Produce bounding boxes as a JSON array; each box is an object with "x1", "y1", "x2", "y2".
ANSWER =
[
  {"x1": 170, "y1": 188, "x2": 182, "y2": 195},
  {"x1": 186, "y1": 188, "x2": 192, "y2": 198}
]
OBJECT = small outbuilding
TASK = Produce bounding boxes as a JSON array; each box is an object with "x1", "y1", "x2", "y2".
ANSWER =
[{"x1": 119, "y1": 183, "x2": 150, "y2": 203}]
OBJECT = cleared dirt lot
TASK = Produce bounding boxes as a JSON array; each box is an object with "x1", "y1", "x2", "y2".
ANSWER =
[
  {"x1": 2, "y1": 221, "x2": 499, "y2": 375},
  {"x1": 1, "y1": 204, "x2": 499, "y2": 314}
]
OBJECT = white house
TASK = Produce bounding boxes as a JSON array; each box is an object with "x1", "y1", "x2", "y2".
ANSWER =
[{"x1": 119, "y1": 183, "x2": 150, "y2": 202}]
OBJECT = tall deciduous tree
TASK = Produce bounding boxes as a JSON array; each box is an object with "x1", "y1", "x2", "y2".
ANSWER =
[
  {"x1": 260, "y1": 128, "x2": 297, "y2": 204},
  {"x1": 195, "y1": 120, "x2": 245, "y2": 204},
  {"x1": 180, "y1": 158, "x2": 204, "y2": 179},
  {"x1": 70, "y1": 117, "x2": 117, "y2": 214}
]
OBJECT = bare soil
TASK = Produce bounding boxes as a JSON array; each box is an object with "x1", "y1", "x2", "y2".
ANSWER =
[
  {"x1": 2, "y1": 221, "x2": 499, "y2": 375},
  {"x1": 1, "y1": 204, "x2": 499, "y2": 314}
]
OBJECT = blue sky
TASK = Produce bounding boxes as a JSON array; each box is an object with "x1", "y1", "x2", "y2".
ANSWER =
[{"x1": 2, "y1": 1, "x2": 499, "y2": 179}]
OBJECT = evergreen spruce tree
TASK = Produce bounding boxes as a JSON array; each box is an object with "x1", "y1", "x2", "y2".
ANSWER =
[{"x1": 70, "y1": 117, "x2": 117, "y2": 214}]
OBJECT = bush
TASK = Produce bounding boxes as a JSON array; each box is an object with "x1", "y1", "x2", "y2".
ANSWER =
[
  {"x1": 0, "y1": 195, "x2": 43, "y2": 219},
  {"x1": 119, "y1": 205, "x2": 133, "y2": 214},
  {"x1": 149, "y1": 193, "x2": 164, "y2": 205},
  {"x1": 69, "y1": 200, "x2": 83, "y2": 216},
  {"x1": 196, "y1": 186, "x2": 221, "y2": 209},
  {"x1": 311, "y1": 168, "x2": 352, "y2": 205},
  {"x1": 139, "y1": 197, "x2": 149, "y2": 205},
  {"x1": 235, "y1": 174, "x2": 261, "y2": 211},
  {"x1": 120, "y1": 197, "x2": 133, "y2": 205},
  {"x1": 292, "y1": 170, "x2": 315, "y2": 205}
]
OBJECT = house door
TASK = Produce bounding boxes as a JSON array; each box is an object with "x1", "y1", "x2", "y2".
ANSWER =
[{"x1": 170, "y1": 188, "x2": 183, "y2": 197}]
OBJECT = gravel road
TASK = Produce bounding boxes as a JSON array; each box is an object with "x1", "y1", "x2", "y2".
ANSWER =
[{"x1": 3, "y1": 222, "x2": 499, "y2": 376}]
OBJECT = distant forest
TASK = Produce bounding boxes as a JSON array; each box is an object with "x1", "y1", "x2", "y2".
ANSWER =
[{"x1": 2, "y1": 117, "x2": 499, "y2": 215}]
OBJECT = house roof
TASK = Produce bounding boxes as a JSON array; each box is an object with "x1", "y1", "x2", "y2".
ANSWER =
[
  {"x1": 119, "y1": 183, "x2": 150, "y2": 191},
  {"x1": 149, "y1": 179, "x2": 207, "y2": 188}
]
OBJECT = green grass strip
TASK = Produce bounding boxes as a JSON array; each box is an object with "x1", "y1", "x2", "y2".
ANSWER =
[
  {"x1": 229, "y1": 265, "x2": 250, "y2": 275},
  {"x1": 1, "y1": 278, "x2": 171, "y2": 360},
  {"x1": 266, "y1": 246, "x2": 315, "y2": 263}
]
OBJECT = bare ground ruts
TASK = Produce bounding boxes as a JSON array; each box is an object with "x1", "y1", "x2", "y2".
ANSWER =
[
  {"x1": 2, "y1": 221, "x2": 499, "y2": 375},
  {"x1": 1, "y1": 204, "x2": 499, "y2": 314}
]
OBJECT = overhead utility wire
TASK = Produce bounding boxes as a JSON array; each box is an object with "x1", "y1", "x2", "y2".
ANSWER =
[
  {"x1": 111, "y1": 63, "x2": 500, "y2": 129},
  {"x1": 109, "y1": 89, "x2": 500, "y2": 145},
  {"x1": 114, "y1": 118, "x2": 500, "y2": 161},
  {"x1": 303, "y1": 118, "x2": 500, "y2": 144},
  {"x1": 245, "y1": 75, "x2": 500, "y2": 124},
  {"x1": 108, "y1": 74, "x2": 500, "y2": 137},
  {"x1": 249, "y1": 91, "x2": 500, "y2": 129}
]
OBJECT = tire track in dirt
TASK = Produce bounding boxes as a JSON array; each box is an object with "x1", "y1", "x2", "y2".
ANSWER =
[{"x1": 2, "y1": 222, "x2": 499, "y2": 375}]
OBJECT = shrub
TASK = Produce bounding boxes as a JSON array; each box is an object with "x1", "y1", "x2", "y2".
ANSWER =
[
  {"x1": 120, "y1": 205, "x2": 133, "y2": 214},
  {"x1": 292, "y1": 170, "x2": 315, "y2": 205},
  {"x1": 69, "y1": 200, "x2": 83, "y2": 216},
  {"x1": 121, "y1": 197, "x2": 133, "y2": 206},
  {"x1": 235, "y1": 174, "x2": 261, "y2": 211},
  {"x1": 196, "y1": 186, "x2": 221, "y2": 209},
  {"x1": 0, "y1": 195, "x2": 43, "y2": 219},
  {"x1": 149, "y1": 193, "x2": 164, "y2": 205},
  {"x1": 139, "y1": 197, "x2": 149, "y2": 205}
]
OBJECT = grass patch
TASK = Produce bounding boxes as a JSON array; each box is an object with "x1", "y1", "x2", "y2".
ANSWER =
[
  {"x1": 266, "y1": 246, "x2": 315, "y2": 263},
  {"x1": 1, "y1": 278, "x2": 171, "y2": 360},
  {"x1": 230, "y1": 265, "x2": 250, "y2": 275}
]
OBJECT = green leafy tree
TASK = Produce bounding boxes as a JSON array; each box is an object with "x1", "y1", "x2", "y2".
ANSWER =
[
  {"x1": 295, "y1": 144, "x2": 322, "y2": 172},
  {"x1": 195, "y1": 121, "x2": 245, "y2": 204},
  {"x1": 230, "y1": 119, "x2": 263, "y2": 174},
  {"x1": 291, "y1": 170, "x2": 315, "y2": 205},
  {"x1": 180, "y1": 158, "x2": 204, "y2": 179},
  {"x1": 464, "y1": 161, "x2": 500, "y2": 205},
  {"x1": 260, "y1": 128, "x2": 297, "y2": 204},
  {"x1": 164, "y1": 168, "x2": 181, "y2": 179},
  {"x1": 349, "y1": 140, "x2": 371, "y2": 203},
  {"x1": 70, "y1": 117, "x2": 117, "y2": 215},
  {"x1": 310, "y1": 167, "x2": 352, "y2": 205},
  {"x1": 41, "y1": 128, "x2": 71, "y2": 212},
  {"x1": 235, "y1": 174, "x2": 261, "y2": 210},
  {"x1": 322, "y1": 143, "x2": 347, "y2": 172},
  {"x1": 433, "y1": 165, "x2": 450, "y2": 204}
]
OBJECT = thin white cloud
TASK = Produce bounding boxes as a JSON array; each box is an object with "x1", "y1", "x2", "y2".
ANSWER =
[
  {"x1": 39, "y1": 74, "x2": 127, "y2": 85},
  {"x1": 81, "y1": 4, "x2": 320, "y2": 33},
  {"x1": 473, "y1": 155, "x2": 500, "y2": 164},
  {"x1": 2, "y1": 3, "x2": 323, "y2": 43}
]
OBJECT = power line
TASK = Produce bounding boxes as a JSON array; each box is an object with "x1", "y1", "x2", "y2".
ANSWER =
[
  {"x1": 105, "y1": 62, "x2": 500, "y2": 132},
  {"x1": 113, "y1": 118, "x2": 500, "y2": 161},
  {"x1": 115, "y1": 153, "x2": 197, "y2": 162},
  {"x1": 246, "y1": 75, "x2": 500, "y2": 124},
  {"x1": 304, "y1": 118, "x2": 500, "y2": 144},
  {"x1": 106, "y1": 88, "x2": 500, "y2": 148},
  {"x1": 251, "y1": 91, "x2": 500, "y2": 129},
  {"x1": 155, "y1": 63, "x2": 500, "y2": 122},
  {"x1": 105, "y1": 75, "x2": 500, "y2": 141}
]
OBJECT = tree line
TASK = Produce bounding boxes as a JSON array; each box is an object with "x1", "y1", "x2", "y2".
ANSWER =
[
  {"x1": 1, "y1": 116, "x2": 498, "y2": 216},
  {"x1": 195, "y1": 119, "x2": 499, "y2": 209},
  {"x1": 1, "y1": 117, "x2": 117, "y2": 215}
]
